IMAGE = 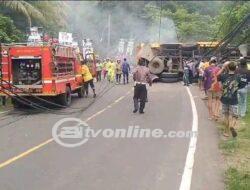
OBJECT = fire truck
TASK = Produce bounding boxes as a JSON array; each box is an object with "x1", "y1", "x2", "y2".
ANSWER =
[{"x1": 0, "y1": 43, "x2": 85, "y2": 107}]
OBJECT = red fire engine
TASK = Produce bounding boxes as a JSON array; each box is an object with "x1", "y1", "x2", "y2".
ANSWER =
[{"x1": 0, "y1": 43, "x2": 86, "y2": 107}]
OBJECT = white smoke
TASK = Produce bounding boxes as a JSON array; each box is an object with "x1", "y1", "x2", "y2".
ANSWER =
[{"x1": 65, "y1": 1, "x2": 178, "y2": 57}]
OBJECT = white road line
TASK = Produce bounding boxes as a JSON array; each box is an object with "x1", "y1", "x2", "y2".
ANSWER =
[{"x1": 179, "y1": 87, "x2": 199, "y2": 190}]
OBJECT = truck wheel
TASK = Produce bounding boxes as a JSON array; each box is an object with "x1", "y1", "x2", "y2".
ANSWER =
[
  {"x1": 77, "y1": 86, "x2": 85, "y2": 98},
  {"x1": 148, "y1": 57, "x2": 164, "y2": 74},
  {"x1": 160, "y1": 72, "x2": 179, "y2": 78},
  {"x1": 160, "y1": 77, "x2": 179, "y2": 83},
  {"x1": 59, "y1": 86, "x2": 72, "y2": 106}
]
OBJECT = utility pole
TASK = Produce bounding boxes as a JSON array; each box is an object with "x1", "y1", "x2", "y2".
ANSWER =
[
  {"x1": 107, "y1": 13, "x2": 111, "y2": 54},
  {"x1": 158, "y1": 0, "x2": 163, "y2": 44}
]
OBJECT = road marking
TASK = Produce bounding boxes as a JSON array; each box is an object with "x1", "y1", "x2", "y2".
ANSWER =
[
  {"x1": 114, "y1": 96, "x2": 125, "y2": 103},
  {"x1": 85, "y1": 108, "x2": 107, "y2": 121},
  {"x1": 0, "y1": 90, "x2": 132, "y2": 169},
  {"x1": 0, "y1": 139, "x2": 54, "y2": 169},
  {"x1": 179, "y1": 87, "x2": 199, "y2": 190}
]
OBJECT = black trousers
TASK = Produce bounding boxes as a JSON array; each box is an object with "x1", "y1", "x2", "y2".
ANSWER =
[
  {"x1": 133, "y1": 84, "x2": 147, "y2": 111},
  {"x1": 96, "y1": 71, "x2": 102, "y2": 81},
  {"x1": 116, "y1": 74, "x2": 121, "y2": 83},
  {"x1": 123, "y1": 72, "x2": 129, "y2": 84},
  {"x1": 84, "y1": 79, "x2": 95, "y2": 95}
]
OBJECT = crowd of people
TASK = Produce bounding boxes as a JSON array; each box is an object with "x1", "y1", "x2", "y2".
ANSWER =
[
  {"x1": 82, "y1": 57, "x2": 153, "y2": 114},
  {"x1": 197, "y1": 56, "x2": 250, "y2": 138},
  {"x1": 95, "y1": 58, "x2": 131, "y2": 84},
  {"x1": 81, "y1": 58, "x2": 132, "y2": 98}
]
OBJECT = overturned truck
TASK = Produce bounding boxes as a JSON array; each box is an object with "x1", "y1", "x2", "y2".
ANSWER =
[{"x1": 136, "y1": 43, "x2": 199, "y2": 83}]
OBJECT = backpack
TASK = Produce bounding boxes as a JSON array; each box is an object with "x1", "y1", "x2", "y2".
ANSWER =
[{"x1": 222, "y1": 75, "x2": 239, "y2": 99}]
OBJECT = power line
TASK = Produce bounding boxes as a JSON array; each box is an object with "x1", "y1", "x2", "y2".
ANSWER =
[
  {"x1": 204, "y1": 13, "x2": 250, "y2": 58},
  {"x1": 158, "y1": 0, "x2": 163, "y2": 43},
  {"x1": 203, "y1": 1, "x2": 238, "y2": 57}
]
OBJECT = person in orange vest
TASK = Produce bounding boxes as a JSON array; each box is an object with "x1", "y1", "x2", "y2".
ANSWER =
[{"x1": 81, "y1": 61, "x2": 96, "y2": 98}]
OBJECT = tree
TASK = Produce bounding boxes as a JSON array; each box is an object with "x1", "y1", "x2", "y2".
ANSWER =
[
  {"x1": 216, "y1": 1, "x2": 250, "y2": 44},
  {"x1": 30, "y1": 1, "x2": 69, "y2": 37},
  {"x1": 144, "y1": 3, "x2": 215, "y2": 42},
  {"x1": 0, "y1": 14, "x2": 24, "y2": 43},
  {"x1": 0, "y1": 1, "x2": 45, "y2": 27}
]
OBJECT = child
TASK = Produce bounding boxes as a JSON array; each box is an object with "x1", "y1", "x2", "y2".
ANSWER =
[{"x1": 217, "y1": 61, "x2": 247, "y2": 137}]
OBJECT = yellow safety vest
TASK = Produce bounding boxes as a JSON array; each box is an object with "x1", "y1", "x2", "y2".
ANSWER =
[{"x1": 81, "y1": 65, "x2": 93, "y2": 82}]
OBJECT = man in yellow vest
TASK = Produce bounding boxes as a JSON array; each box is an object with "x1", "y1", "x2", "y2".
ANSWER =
[{"x1": 81, "y1": 61, "x2": 96, "y2": 98}]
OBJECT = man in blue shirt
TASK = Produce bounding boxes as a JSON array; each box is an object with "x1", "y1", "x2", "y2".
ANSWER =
[{"x1": 122, "y1": 58, "x2": 130, "y2": 84}]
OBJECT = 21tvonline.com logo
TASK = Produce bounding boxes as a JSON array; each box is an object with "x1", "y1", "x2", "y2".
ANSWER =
[{"x1": 52, "y1": 117, "x2": 197, "y2": 148}]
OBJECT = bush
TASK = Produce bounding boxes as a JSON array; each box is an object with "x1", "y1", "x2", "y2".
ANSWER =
[{"x1": 0, "y1": 14, "x2": 24, "y2": 43}]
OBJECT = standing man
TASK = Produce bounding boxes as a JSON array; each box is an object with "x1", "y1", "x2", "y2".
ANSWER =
[
  {"x1": 81, "y1": 61, "x2": 96, "y2": 98},
  {"x1": 96, "y1": 60, "x2": 103, "y2": 82},
  {"x1": 198, "y1": 59, "x2": 205, "y2": 90},
  {"x1": 122, "y1": 58, "x2": 130, "y2": 84},
  {"x1": 115, "y1": 59, "x2": 122, "y2": 84},
  {"x1": 217, "y1": 61, "x2": 247, "y2": 137},
  {"x1": 183, "y1": 61, "x2": 190, "y2": 86},
  {"x1": 102, "y1": 59, "x2": 108, "y2": 79},
  {"x1": 236, "y1": 57, "x2": 250, "y2": 117},
  {"x1": 133, "y1": 58, "x2": 152, "y2": 114}
]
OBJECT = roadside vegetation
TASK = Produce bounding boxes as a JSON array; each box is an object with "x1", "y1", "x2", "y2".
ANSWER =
[
  {"x1": 220, "y1": 96, "x2": 250, "y2": 190},
  {"x1": 0, "y1": 97, "x2": 12, "y2": 112},
  {"x1": 0, "y1": 1, "x2": 249, "y2": 44}
]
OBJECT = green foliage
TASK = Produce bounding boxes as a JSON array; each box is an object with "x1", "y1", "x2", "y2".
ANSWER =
[
  {"x1": 30, "y1": 1, "x2": 69, "y2": 37},
  {"x1": 221, "y1": 96, "x2": 250, "y2": 190},
  {"x1": 0, "y1": 1, "x2": 69, "y2": 40},
  {"x1": 226, "y1": 167, "x2": 250, "y2": 190},
  {"x1": 0, "y1": 14, "x2": 24, "y2": 43},
  {"x1": 216, "y1": 1, "x2": 250, "y2": 43},
  {"x1": 144, "y1": 3, "x2": 216, "y2": 42},
  {"x1": 0, "y1": 1, "x2": 248, "y2": 45},
  {"x1": 0, "y1": 1, "x2": 45, "y2": 27}
]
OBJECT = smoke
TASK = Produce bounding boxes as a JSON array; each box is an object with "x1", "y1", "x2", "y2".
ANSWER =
[
  {"x1": 65, "y1": 1, "x2": 178, "y2": 57},
  {"x1": 148, "y1": 17, "x2": 178, "y2": 43}
]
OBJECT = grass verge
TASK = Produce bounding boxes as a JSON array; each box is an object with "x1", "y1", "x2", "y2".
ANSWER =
[{"x1": 219, "y1": 95, "x2": 250, "y2": 190}]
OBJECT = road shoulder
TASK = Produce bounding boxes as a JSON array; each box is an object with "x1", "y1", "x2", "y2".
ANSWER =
[{"x1": 189, "y1": 85, "x2": 225, "y2": 190}]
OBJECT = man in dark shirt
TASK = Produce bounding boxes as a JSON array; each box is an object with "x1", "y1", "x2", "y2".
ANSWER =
[
  {"x1": 236, "y1": 57, "x2": 250, "y2": 117},
  {"x1": 217, "y1": 61, "x2": 247, "y2": 137},
  {"x1": 122, "y1": 58, "x2": 131, "y2": 84}
]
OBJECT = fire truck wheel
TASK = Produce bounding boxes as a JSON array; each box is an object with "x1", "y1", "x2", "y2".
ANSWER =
[
  {"x1": 59, "y1": 86, "x2": 72, "y2": 106},
  {"x1": 77, "y1": 86, "x2": 85, "y2": 98},
  {"x1": 11, "y1": 98, "x2": 23, "y2": 109}
]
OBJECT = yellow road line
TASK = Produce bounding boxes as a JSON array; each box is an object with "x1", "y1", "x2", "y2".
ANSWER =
[
  {"x1": 0, "y1": 138, "x2": 54, "y2": 169},
  {"x1": 0, "y1": 90, "x2": 132, "y2": 170}
]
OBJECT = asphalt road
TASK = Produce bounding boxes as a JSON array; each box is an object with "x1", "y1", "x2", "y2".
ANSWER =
[{"x1": 0, "y1": 81, "x2": 224, "y2": 190}]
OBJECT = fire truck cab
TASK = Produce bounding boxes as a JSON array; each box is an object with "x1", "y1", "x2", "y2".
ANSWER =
[{"x1": 0, "y1": 43, "x2": 85, "y2": 107}]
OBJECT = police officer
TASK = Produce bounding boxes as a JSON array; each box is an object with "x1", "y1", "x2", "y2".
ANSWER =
[{"x1": 132, "y1": 58, "x2": 152, "y2": 114}]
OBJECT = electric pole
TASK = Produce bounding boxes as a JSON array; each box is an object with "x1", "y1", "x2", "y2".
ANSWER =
[{"x1": 107, "y1": 13, "x2": 111, "y2": 54}]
